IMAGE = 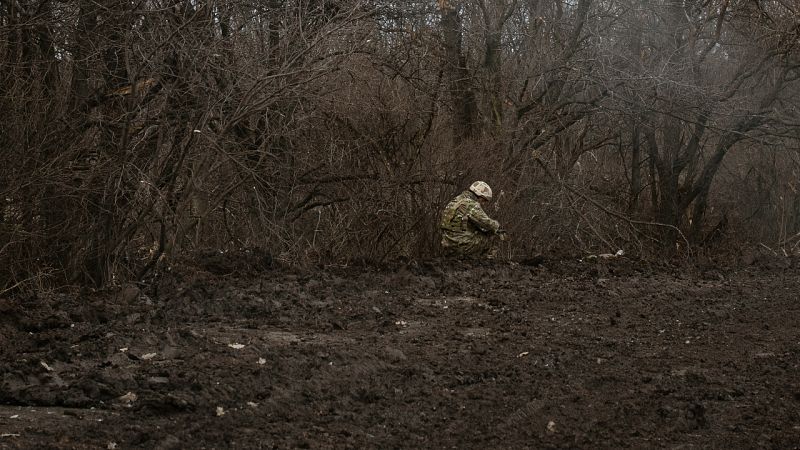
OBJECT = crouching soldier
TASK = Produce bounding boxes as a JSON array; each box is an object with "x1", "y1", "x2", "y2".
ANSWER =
[{"x1": 440, "y1": 181, "x2": 505, "y2": 258}]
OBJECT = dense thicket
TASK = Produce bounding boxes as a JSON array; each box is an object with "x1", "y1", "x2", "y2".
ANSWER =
[{"x1": 1, "y1": 0, "x2": 799, "y2": 291}]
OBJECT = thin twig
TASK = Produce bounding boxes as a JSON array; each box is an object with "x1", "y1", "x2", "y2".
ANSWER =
[{"x1": 533, "y1": 158, "x2": 691, "y2": 256}]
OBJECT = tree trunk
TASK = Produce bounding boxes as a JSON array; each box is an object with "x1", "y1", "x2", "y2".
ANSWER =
[
  {"x1": 629, "y1": 125, "x2": 642, "y2": 212},
  {"x1": 440, "y1": 2, "x2": 477, "y2": 143}
]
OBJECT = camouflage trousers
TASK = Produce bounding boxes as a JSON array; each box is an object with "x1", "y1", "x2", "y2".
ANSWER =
[{"x1": 440, "y1": 232, "x2": 498, "y2": 259}]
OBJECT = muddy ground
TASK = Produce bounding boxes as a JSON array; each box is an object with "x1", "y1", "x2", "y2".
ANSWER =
[{"x1": 1, "y1": 253, "x2": 799, "y2": 449}]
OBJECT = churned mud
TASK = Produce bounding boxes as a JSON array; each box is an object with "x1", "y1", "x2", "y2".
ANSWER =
[{"x1": 1, "y1": 254, "x2": 799, "y2": 449}]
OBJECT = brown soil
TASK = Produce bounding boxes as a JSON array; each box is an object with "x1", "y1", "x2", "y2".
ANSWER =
[{"x1": 1, "y1": 255, "x2": 799, "y2": 449}]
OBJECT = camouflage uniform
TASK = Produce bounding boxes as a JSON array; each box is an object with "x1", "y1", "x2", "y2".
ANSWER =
[{"x1": 440, "y1": 190, "x2": 501, "y2": 258}]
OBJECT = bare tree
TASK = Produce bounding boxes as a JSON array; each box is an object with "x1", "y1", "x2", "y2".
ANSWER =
[
  {"x1": 602, "y1": 0, "x2": 800, "y2": 245},
  {"x1": 2, "y1": 0, "x2": 800, "y2": 292}
]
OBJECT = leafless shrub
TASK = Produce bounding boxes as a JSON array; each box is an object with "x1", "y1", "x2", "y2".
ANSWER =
[{"x1": 2, "y1": 0, "x2": 800, "y2": 292}]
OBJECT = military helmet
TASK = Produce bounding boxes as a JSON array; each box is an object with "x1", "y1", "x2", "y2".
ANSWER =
[{"x1": 469, "y1": 181, "x2": 493, "y2": 200}]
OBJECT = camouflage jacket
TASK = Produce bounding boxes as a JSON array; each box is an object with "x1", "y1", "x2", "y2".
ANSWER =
[{"x1": 440, "y1": 190, "x2": 500, "y2": 237}]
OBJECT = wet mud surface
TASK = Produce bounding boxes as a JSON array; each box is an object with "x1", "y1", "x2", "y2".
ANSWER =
[{"x1": 1, "y1": 255, "x2": 800, "y2": 448}]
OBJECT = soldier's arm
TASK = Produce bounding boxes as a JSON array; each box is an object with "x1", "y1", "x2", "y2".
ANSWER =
[{"x1": 466, "y1": 204, "x2": 500, "y2": 233}]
